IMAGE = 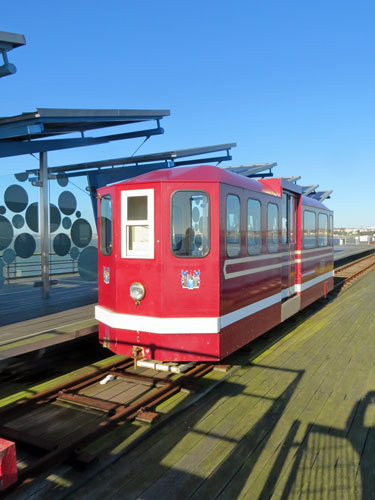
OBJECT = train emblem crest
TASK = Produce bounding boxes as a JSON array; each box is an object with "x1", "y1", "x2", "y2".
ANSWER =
[
  {"x1": 103, "y1": 266, "x2": 110, "y2": 285},
  {"x1": 181, "y1": 270, "x2": 200, "y2": 290}
]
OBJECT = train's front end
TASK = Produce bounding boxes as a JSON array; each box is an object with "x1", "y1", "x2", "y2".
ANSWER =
[{"x1": 95, "y1": 167, "x2": 221, "y2": 362}]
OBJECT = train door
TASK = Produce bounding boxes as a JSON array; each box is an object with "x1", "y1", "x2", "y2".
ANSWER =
[
  {"x1": 281, "y1": 192, "x2": 300, "y2": 321},
  {"x1": 98, "y1": 193, "x2": 115, "y2": 310}
]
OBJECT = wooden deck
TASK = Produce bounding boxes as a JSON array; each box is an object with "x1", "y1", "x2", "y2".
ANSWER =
[
  {"x1": 60, "y1": 269, "x2": 375, "y2": 500},
  {"x1": 0, "y1": 277, "x2": 97, "y2": 360}
]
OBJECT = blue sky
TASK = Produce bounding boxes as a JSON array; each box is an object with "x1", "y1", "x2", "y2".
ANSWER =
[{"x1": 1, "y1": 0, "x2": 374, "y2": 227}]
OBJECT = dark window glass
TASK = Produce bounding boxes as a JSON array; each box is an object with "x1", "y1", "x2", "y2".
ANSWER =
[
  {"x1": 100, "y1": 196, "x2": 112, "y2": 256},
  {"x1": 247, "y1": 199, "x2": 261, "y2": 255},
  {"x1": 289, "y1": 196, "x2": 295, "y2": 243},
  {"x1": 267, "y1": 203, "x2": 279, "y2": 252},
  {"x1": 304, "y1": 210, "x2": 316, "y2": 249},
  {"x1": 329, "y1": 215, "x2": 334, "y2": 246},
  {"x1": 171, "y1": 191, "x2": 209, "y2": 257},
  {"x1": 127, "y1": 196, "x2": 147, "y2": 220},
  {"x1": 226, "y1": 195, "x2": 241, "y2": 257},
  {"x1": 318, "y1": 213, "x2": 328, "y2": 247},
  {"x1": 282, "y1": 194, "x2": 288, "y2": 244}
]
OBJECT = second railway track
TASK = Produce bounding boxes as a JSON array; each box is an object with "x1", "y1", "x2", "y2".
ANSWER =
[{"x1": 334, "y1": 252, "x2": 375, "y2": 290}]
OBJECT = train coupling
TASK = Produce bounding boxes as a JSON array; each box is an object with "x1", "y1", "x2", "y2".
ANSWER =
[{"x1": 132, "y1": 346, "x2": 144, "y2": 369}]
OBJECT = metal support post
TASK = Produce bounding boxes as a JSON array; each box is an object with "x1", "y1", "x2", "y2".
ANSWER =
[{"x1": 39, "y1": 152, "x2": 50, "y2": 299}]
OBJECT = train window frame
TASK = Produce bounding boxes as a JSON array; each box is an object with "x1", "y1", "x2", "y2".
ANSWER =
[
  {"x1": 303, "y1": 210, "x2": 317, "y2": 249},
  {"x1": 318, "y1": 213, "x2": 328, "y2": 247},
  {"x1": 121, "y1": 189, "x2": 154, "y2": 259},
  {"x1": 247, "y1": 198, "x2": 261, "y2": 255},
  {"x1": 170, "y1": 190, "x2": 210, "y2": 259},
  {"x1": 329, "y1": 214, "x2": 334, "y2": 246},
  {"x1": 100, "y1": 195, "x2": 113, "y2": 256},
  {"x1": 267, "y1": 202, "x2": 279, "y2": 253},
  {"x1": 226, "y1": 194, "x2": 241, "y2": 258}
]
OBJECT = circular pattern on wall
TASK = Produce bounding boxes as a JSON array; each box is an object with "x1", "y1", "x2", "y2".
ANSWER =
[
  {"x1": 12, "y1": 214, "x2": 24, "y2": 229},
  {"x1": 71, "y1": 219, "x2": 92, "y2": 248},
  {"x1": 53, "y1": 233, "x2": 71, "y2": 256},
  {"x1": 14, "y1": 233, "x2": 36, "y2": 258},
  {"x1": 57, "y1": 173, "x2": 68, "y2": 187},
  {"x1": 58, "y1": 191, "x2": 77, "y2": 215},
  {"x1": 0, "y1": 215, "x2": 14, "y2": 250},
  {"x1": 0, "y1": 206, "x2": 5, "y2": 215},
  {"x1": 25, "y1": 202, "x2": 38, "y2": 232},
  {"x1": 14, "y1": 172, "x2": 28, "y2": 182},
  {"x1": 50, "y1": 204, "x2": 61, "y2": 232},
  {"x1": 78, "y1": 246, "x2": 97, "y2": 281},
  {"x1": 70, "y1": 247, "x2": 79, "y2": 260},
  {"x1": 2, "y1": 248, "x2": 16, "y2": 264},
  {"x1": 62, "y1": 217, "x2": 71, "y2": 230},
  {"x1": 25, "y1": 202, "x2": 63, "y2": 233},
  {"x1": 4, "y1": 185, "x2": 28, "y2": 213},
  {"x1": 76, "y1": 211, "x2": 81, "y2": 218}
]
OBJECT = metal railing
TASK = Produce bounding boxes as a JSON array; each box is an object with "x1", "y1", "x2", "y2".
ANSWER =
[{"x1": 1, "y1": 253, "x2": 78, "y2": 283}]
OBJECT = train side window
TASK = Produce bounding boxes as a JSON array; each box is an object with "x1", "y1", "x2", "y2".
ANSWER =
[
  {"x1": 282, "y1": 194, "x2": 288, "y2": 244},
  {"x1": 226, "y1": 195, "x2": 241, "y2": 257},
  {"x1": 329, "y1": 215, "x2": 334, "y2": 246},
  {"x1": 121, "y1": 189, "x2": 154, "y2": 259},
  {"x1": 247, "y1": 199, "x2": 261, "y2": 255},
  {"x1": 318, "y1": 213, "x2": 328, "y2": 247},
  {"x1": 171, "y1": 191, "x2": 209, "y2": 258},
  {"x1": 267, "y1": 203, "x2": 279, "y2": 253},
  {"x1": 303, "y1": 210, "x2": 316, "y2": 249},
  {"x1": 100, "y1": 195, "x2": 112, "y2": 256}
]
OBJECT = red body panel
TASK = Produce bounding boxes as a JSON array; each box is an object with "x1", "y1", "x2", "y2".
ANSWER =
[{"x1": 96, "y1": 165, "x2": 334, "y2": 361}]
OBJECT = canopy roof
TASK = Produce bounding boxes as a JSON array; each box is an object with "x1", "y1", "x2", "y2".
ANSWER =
[{"x1": 0, "y1": 107, "x2": 170, "y2": 158}]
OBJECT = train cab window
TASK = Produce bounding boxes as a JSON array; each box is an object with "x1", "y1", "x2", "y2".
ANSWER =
[
  {"x1": 100, "y1": 195, "x2": 112, "y2": 256},
  {"x1": 318, "y1": 213, "x2": 328, "y2": 247},
  {"x1": 171, "y1": 191, "x2": 209, "y2": 257},
  {"x1": 226, "y1": 195, "x2": 241, "y2": 257},
  {"x1": 247, "y1": 199, "x2": 261, "y2": 255},
  {"x1": 303, "y1": 210, "x2": 316, "y2": 249},
  {"x1": 267, "y1": 203, "x2": 279, "y2": 253},
  {"x1": 121, "y1": 189, "x2": 154, "y2": 258},
  {"x1": 329, "y1": 215, "x2": 334, "y2": 246}
]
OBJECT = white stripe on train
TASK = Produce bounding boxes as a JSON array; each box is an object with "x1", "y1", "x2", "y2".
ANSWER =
[{"x1": 95, "y1": 271, "x2": 334, "y2": 335}]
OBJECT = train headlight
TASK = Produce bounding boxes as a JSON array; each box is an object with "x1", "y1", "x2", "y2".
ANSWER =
[{"x1": 130, "y1": 282, "x2": 145, "y2": 303}]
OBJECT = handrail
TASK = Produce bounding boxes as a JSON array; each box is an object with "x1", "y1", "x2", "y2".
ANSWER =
[{"x1": 0, "y1": 252, "x2": 79, "y2": 282}]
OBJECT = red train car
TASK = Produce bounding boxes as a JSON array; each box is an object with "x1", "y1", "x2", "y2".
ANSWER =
[{"x1": 95, "y1": 165, "x2": 333, "y2": 362}]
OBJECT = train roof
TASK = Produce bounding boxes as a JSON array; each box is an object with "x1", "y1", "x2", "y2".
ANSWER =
[
  {"x1": 106, "y1": 165, "x2": 332, "y2": 210},
  {"x1": 113, "y1": 164, "x2": 280, "y2": 197}
]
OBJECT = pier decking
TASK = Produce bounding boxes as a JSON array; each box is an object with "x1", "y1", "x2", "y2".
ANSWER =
[{"x1": 62, "y1": 269, "x2": 375, "y2": 500}]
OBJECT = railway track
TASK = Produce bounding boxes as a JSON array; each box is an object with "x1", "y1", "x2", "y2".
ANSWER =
[
  {"x1": 1, "y1": 251, "x2": 374, "y2": 496},
  {"x1": 334, "y1": 253, "x2": 375, "y2": 291},
  {"x1": 0, "y1": 356, "x2": 225, "y2": 496}
]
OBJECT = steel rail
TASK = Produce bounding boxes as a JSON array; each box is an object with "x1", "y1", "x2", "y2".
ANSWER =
[
  {"x1": 334, "y1": 254, "x2": 375, "y2": 291},
  {"x1": 0, "y1": 362, "x2": 214, "y2": 496}
]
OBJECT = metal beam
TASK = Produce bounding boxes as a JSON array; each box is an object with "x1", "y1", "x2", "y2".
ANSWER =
[
  {"x1": 308, "y1": 190, "x2": 332, "y2": 202},
  {"x1": 223, "y1": 163, "x2": 277, "y2": 177},
  {"x1": 39, "y1": 152, "x2": 50, "y2": 299},
  {"x1": 283, "y1": 176, "x2": 301, "y2": 183},
  {"x1": 0, "y1": 126, "x2": 164, "y2": 158},
  {"x1": 301, "y1": 184, "x2": 319, "y2": 196},
  {"x1": 44, "y1": 143, "x2": 237, "y2": 174}
]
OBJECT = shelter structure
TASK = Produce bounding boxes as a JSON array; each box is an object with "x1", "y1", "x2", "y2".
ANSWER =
[{"x1": 0, "y1": 107, "x2": 170, "y2": 298}]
